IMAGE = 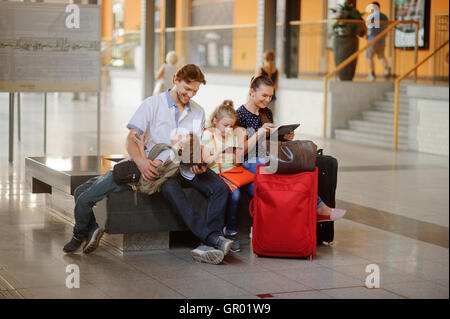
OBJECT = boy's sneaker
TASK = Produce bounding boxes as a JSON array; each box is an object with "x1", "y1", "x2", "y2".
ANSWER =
[
  {"x1": 191, "y1": 245, "x2": 224, "y2": 265},
  {"x1": 214, "y1": 236, "x2": 233, "y2": 256},
  {"x1": 229, "y1": 238, "x2": 240, "y2": 253},
  {"x1": 223, "y1": 227, "x2": 240, "y2": 253},
  {"x1": 63, "y1": 236, "x2": 84, "y2": 253},
  {"x1": 82, "y1": 227, "x2": 104, "y2": 254},
  {"x1": 223, "y1": 226, "x2": 237, "y2": 237},
  {"x1": 368, "y1": 73, "x2": 375, "y2": 81}
]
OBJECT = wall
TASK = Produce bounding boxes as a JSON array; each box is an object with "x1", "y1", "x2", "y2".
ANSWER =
[
  {"x1": 123, "y1": 0, "x2": 141, "y2": 31},
  {"x1": 232, "y1": 0, "x2": 258, "y2": 72},
  {"x1": 102, "y1": 0, "x2": 113, "y2": 39},
  {"x1": 407, "y1": 85, "x2": 449, "y2": 156},
  {"x1": 298, "y1": 0, "x2": 326, "y2": 75}
]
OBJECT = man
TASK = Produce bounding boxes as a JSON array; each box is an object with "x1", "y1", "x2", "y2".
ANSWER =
[
  {"x1": 365, "y1": 2, "x2": 391, "y2": 81},
  {"x1": 63, "y1": 64, "x2": 233, "y2": 265}
]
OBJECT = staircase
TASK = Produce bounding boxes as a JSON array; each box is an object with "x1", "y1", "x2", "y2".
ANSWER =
[{"x1": 334, "y1": 87, "x2": 410, "y2": 149}]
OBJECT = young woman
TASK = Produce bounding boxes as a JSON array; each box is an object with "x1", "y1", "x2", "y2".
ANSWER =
[
  {"x1": 237, "y1": 75, "x2": 346, "y2": 222},
  {"x1": 201, "y1": 100, "x2": 247, "y2": 252}
]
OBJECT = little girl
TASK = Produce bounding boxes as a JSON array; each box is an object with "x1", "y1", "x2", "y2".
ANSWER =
[{"x1": 201, "y1": 100, "x2": 248, "y2": 253}]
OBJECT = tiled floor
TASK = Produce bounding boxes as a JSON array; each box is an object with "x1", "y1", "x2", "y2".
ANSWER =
[{"x1": 0, "y1": 73, "x2": 448, "y2": 299}]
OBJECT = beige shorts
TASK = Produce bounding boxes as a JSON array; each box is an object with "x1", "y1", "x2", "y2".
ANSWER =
[{"x1": 366, "y1": 41, "x2": 386, "y2": 59}]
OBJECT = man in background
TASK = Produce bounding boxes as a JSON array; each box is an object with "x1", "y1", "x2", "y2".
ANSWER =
[{"x1": 365, "y1": 2, "x2": 391, "y2": 81}]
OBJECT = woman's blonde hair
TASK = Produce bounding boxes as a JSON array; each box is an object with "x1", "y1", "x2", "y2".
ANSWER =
[
  {"x1": 166, "y1": 51, "x2": 178, "y2": 65},
  {"x1": 208, "y1": 100, "x2": 237, "y2": 128}
]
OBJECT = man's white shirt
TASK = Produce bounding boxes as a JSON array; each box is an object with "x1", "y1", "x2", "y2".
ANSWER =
[{"x1": 126, "y1": 90, "x2": 205, "y2": 180}]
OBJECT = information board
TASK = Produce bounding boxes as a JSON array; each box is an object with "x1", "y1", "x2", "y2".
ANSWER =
[{"x1": 0, "y1": 2, "x2": 101, "y2": 92}]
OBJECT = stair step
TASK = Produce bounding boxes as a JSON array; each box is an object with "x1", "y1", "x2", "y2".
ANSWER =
[
  {"x1": 372, "y1": 100, "x2": 409, "y2": 113},
  {"x1": 335, "y1": 129, "x2": 409, "y2": 150},
  {"x1": 384, "y1": 91, "x2": 409, "y2": 102},
  {"x1": 348, "y1": 120, "x2": 409, "y2": 137},
  {"x1": 362, "y1": 110, "x2": 409, "y2": 125}
]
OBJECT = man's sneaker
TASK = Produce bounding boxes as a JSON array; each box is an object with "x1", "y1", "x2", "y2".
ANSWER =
[
  {"x1": 63, "y1": 236, "x2": 84, "y2": 253},
  {"x1": 82, "y1": 227, "x2": 104, "y2": 254},
  {"x1": 191, "y1": 245, "x2": 224, "y2": 265},
  {"x1": 214, "y1": 236, "x2": 233, "y2": 256},
  {"x1": 367, "y1": 73, "x2": 375, "y2": 81}
]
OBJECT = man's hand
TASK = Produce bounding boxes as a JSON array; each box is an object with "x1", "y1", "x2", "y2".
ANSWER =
[
  {"x1": 190, "y1": 164, "x2": 207, "y2": 175},
  {"x1": 283, "y1": 131, "x2": 295, "y2": 141},
  {"x1": 136, "y1": 159, "x2": 163, "y2": 181}
]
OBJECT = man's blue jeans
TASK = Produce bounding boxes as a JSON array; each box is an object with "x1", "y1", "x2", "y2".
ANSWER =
[
  {"x1": 73, "y1": 170, "x2": 131, "y2": 239},
  {"x1": 160, "y1": 168, "x2": 229, "y2": 247}
]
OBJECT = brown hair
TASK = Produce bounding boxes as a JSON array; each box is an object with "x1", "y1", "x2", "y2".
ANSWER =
[
  {"x1": 249, "y1": 75, "x2": 274, "y2": 124},
  {"x1": 175, "y1": 64, "x2": 206, "y2": 85},
  {"x1": 263, "y1": 50, "x2": 276, "y2": 71},
  {"x1": 208, "y1": 100, "x2": 237, "y2": 128},
  {"x1": 250, "y1": 74, "x2": 274, "y2": 92}
]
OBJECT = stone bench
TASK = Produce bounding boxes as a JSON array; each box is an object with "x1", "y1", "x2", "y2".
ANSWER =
[{"x1": 25, "y1": 155, "x2": 252, "y2": 253}]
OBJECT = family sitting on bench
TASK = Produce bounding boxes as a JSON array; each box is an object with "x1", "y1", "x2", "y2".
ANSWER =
[{"x1": 63, "y1": 64, "x2": 346, "y2": 265}]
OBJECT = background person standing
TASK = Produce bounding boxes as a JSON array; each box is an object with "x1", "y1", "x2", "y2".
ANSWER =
[{"x1": 365, "y1": 2, "x2": 391, "y2": 81}]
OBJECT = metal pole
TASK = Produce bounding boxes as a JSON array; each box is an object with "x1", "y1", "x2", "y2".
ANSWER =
[
  {"x1": 97, "y1": 91, "x2": 101, "y2": 156},
  {"x1": 17, "y1": 92, "x2": 21, "y2": 142},
  {"x1": 142, "y1": 0, "x2": 155, "y2": 100},
  {"x1": 414, "y1": 22, "x2": 418, "y2": 82},
  {"x1": 9, "y1": 93, "x2": 15, "y2": 163},
  {"x1": 44, "y1": 92, "x2": 47, "y2": 154},
  {"x1": 323, "y1": 79, "x2": 328, "y2": 138}
]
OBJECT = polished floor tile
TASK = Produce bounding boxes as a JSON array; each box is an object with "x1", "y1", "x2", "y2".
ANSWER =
[
  {"x1": 0, "y1": 75, "x2": 448, "y2": 299},
  {"x1": 382, "y1": 281, "x2": 449, "y2": 299},
  {"x1": 319, "y1": 287, "x2": 405, "y2": 299},
  {"x1": 215, "y1": 271, "x2": 312, "y2": 295}
]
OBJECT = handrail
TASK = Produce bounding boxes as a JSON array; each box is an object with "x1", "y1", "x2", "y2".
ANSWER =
[
  {"x1": 393, "y1": 39, "x2": 449, "y2": 149},
  {"x1": 289, "y1": 19, "x2": 404, "y2": 26},
  {"x1": 322, "y1": 20, "x2": 419, "y2": 138}
]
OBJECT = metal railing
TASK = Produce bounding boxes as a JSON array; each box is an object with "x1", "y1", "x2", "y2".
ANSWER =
[
  {"x1": 322, "y1": 20, "x2": 419, "y2": 138},
  {"x1": 393, "y1": 39, "x2": 449, "y2": 149}
]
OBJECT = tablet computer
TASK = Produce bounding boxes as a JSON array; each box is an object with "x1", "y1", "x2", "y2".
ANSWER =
[{"x1": 272, "y1": 123, "x2": 300, "y2": 137}]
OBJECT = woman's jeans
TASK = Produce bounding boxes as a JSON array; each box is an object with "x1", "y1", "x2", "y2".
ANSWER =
[{"x1": 225, "y1": 157, "x2": 324, "y2": 231}]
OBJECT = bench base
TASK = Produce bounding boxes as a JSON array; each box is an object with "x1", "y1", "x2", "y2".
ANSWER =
[{"x1": 45, "y1": 188, "x2": 172, "y2": 254}]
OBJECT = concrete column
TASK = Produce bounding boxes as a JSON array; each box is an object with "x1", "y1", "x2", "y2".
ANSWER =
[
  {"x1": 257, "y1": 0, "x2": 277, "y2": 68},
  {"x1": 165, "y1": 0, "x2": 176, "y2": 53},
  {"x1": 141, "y1": 0, "x2": 155, "y2": 100}
]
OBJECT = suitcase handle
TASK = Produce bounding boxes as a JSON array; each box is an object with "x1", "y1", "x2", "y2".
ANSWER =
[{"x1": 249, "y1": 198, "x2": 255, "y2": 217}]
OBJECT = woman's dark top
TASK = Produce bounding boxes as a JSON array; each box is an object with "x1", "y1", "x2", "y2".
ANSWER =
[
  {"x1": 237, "y1": 105, "x2": 273, "y2": 160},
  {"x1": 260, "y1": 67, "x2": 278, "y2": 101}
]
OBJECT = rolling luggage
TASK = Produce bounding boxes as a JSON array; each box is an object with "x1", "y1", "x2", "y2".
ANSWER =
[
  {"x1": 316, "y1": 149, "x2": 338, "y2": 244},
  {"x1": 249, "y1": 165, "x2": 317, "y2": 259}
]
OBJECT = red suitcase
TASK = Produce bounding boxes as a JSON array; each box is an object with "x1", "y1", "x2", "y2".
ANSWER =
[{"x1": 249, "y1": 165, "x2": 317, "y2": 259}]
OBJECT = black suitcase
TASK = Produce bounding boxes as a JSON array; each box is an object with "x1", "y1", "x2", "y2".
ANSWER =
[{"x1": 316, "y1": 149, "x2": 338, "y2": 244}]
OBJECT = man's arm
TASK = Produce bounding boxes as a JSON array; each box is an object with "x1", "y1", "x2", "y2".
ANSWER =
[{"x1": 126, "y1": 129, "x2": 161, "y2": 181}]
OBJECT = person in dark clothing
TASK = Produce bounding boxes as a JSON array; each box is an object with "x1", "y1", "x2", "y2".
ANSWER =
[{"x1": 256, "y1": 50, "x2": 279, "y2": 118}]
